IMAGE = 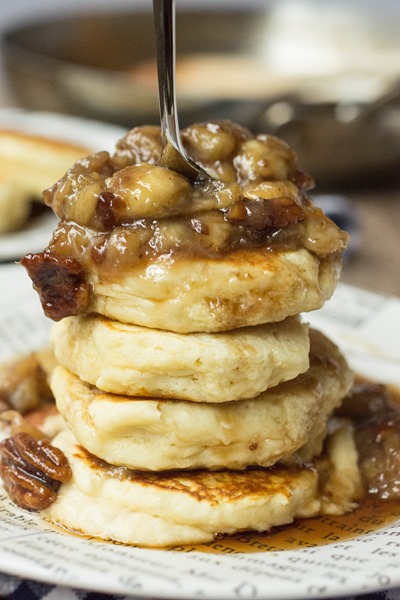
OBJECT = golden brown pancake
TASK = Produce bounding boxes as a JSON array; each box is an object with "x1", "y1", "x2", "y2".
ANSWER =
[
  {"x1": 45, "y1": 421, "x2": 363, "y2": 547},
  {"x1": 88, "y1": 249, "x2": 342, "y2": 333},
  {"x1": 51, "y1": 315, "x2": 310, "y2": 402},
  {"x1": 50, "y1": 330, "x2": 353, "y2": 471}
]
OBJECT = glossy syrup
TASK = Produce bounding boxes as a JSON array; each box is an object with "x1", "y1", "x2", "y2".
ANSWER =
[
  {"x1": 179, "y1": 496, "x2": 400, "y2": 554},
  {"x1": 3, "y1": 359, "x2": 400, "y2": 555},
  {"x1": 170, "y1": 383, "x2": 400, "y2": 554},
  {"x1": 48, "y1": 385, "x2": 400, "y2": 554}
]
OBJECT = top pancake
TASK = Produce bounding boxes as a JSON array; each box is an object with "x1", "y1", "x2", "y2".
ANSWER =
[
  {"x1": 88, "y1": 247, "x2": 342, "y2": 333},
  {"x1": 22, "y1": 121, "x2": 348, "y2": 331}
]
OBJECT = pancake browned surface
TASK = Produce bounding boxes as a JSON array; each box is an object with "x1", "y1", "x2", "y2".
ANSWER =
[
  {"x1": 51, "y1": 315, "x2": 310, "y2": 402},
  {"x1": 87, "y1": 248, "x2": 341, "y2": 333},
  {"x1": 50, "y1": 329, "x2": 353, "y2": 471},
  {"x1": 44, "y1": 420, "x2": 363, "y2": 547}
]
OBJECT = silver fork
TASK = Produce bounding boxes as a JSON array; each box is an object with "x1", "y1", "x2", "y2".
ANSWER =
[{"x1": 153, "y1": 0, "x2": 210, "y2": 181}]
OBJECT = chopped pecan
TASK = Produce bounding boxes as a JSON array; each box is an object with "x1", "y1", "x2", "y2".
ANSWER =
[
  {"x1": 226, "y1": 197, "x2": 303, "y2": 231},
  {"x1": 95, "y1": 191, "x2": 126, "y2": 230},
  {"x1": 290, "y1": 169, "x2": 315, "y2": 192},
  {"x1": 337, "y1": 381, "x2": 400, "y2": 500},
  {"x1": 0, "y1": 432, "x2": 71, "y2": 511},
  {"x1": 21, "y1": 250, "x2": 90, "y2": 321}
]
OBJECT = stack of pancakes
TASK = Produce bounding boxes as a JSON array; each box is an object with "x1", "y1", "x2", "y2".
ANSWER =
[{"x1": 23, "y1": 121, "x2": 363, "y2": 547}]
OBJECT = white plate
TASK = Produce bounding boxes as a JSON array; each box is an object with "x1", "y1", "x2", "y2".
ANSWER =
[
  {"x1": 1, "y1": 266, "x2": 400, "y2": 599},
  {"x1": 0, "y1": 108, "x2": 125, "y2": 261}
]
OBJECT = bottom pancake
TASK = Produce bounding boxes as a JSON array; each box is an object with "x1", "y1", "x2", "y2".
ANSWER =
[{"x1": 45, "y1": 423, "x2": 363, "y2": 547}]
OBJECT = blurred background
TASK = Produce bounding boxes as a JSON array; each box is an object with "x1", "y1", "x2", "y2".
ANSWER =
[{"x1": 0, "y1": 0, "x2": 399, "y2": 295}]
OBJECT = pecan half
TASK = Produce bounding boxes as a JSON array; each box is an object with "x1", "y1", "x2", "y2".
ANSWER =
[
  {"x1": 226, "y1": 197, "x2": 303, "y2": 231},
  {"x1": 21, "y1": 250, "x2": 90, "y2": 321},
  {"x1": 0, "y1": 432, "x2": 71, "y2": 511}
]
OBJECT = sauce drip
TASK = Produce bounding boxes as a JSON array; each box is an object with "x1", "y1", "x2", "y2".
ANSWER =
[
  {"x1": 170, "y1": 496, "x2": 400, "y2": 554},
  {"x1": 170, "y1": 382, "x2": 400, "y2": 554}
]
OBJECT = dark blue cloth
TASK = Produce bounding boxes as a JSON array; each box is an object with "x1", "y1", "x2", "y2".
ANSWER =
[
  {"x1": 1, "y1": 572, "x2": 400, "y2": 600},
  {"x1": 0, "y1": 573, "x2": 135, "y2": 599}
]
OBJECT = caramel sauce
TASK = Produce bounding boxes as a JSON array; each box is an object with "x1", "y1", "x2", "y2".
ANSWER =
[
  {"x1": 169, "y1": 496, "x2": 400, "y2": 554},
  {"x1": 47, "y1": 384, "x2": 400, "y2": 554},
  {"x1": 43, "y1": 202, "x2": 344, "y2": 280},
  {"x1": 171, "y1": 384, "x2": 400, "y2": 554},
  {"x1": 43, "y1": 495, "x2": 400, "y2": 553},
  {"x1": 37, "y1": 122, "x2": 347, "y2": 279}
]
